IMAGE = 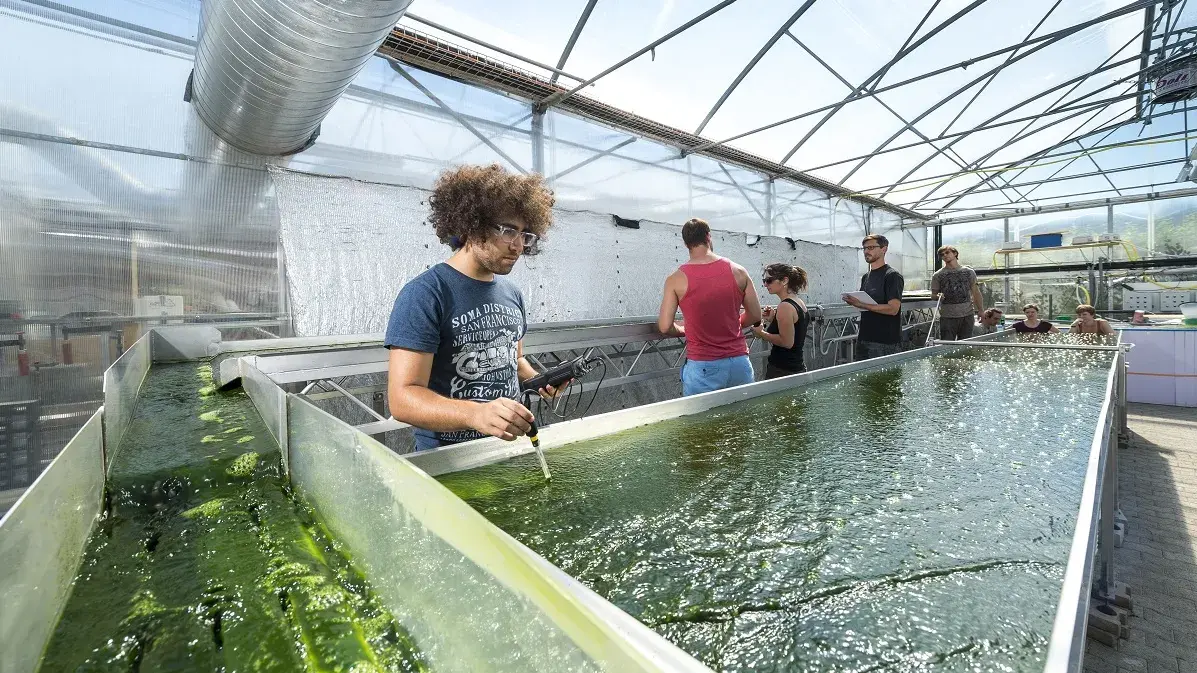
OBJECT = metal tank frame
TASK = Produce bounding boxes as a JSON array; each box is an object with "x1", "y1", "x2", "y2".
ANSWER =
[
  {"x1": 222, "y1": 323, "x2": 1129, "y2": 673},
  {"x1": 0, "y1": 323, "x2": 1128, "y2": 673}
]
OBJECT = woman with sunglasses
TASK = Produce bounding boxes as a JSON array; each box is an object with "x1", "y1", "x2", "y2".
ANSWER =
[{"x1": 752, "y1": 263, "x2": 810, "y2": 378}]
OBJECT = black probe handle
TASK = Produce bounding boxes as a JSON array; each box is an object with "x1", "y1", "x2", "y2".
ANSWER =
[{"x1": 520, "y1": 360, "x2": 577, "y2": 393}]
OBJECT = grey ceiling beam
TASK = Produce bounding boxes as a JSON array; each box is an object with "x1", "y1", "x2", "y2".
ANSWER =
[
  {"x1": 1137, "y1": 3, "x2": 1157, "y2": 118},
  {"x1": 802, "y1": 86, "x2": 1140, "y2": 175},
  {"x1": 787, "y1": 31, "x2": 1028, "y2": 207},
  {"x1": 550, "y1": 0, "x2": 599, "y2": 85},
  {"x1": 910, "y1": 155, "x2": 1182, "y2": 200},
  {"x1": 778, "y1": 0, "x2": 988, "y2": 165},
  {"x1": 388, "y1": 60, "x2": 529, "y2": 174},
  {"x1": 920, "y1": 185, "x2": 1197, "y2": 226},
  {"x1": 839, "y1": 14, "x2": 1141, "y2": 188},
  {"x1": 684, "y1": 0, "x2": 1157, "y2": 157},
  {"x1": 929, "y1": 101, "x2": 1137, "y2": 211},
  {"x1": 921, "y1": 103, "x2": 1134, "y2": 210},
  {"x1": 875, "y1": 29, "x2": 1150, "y2": 203},
  {"x1": 874, "y1": 0, "x2": 942, "y2": 88},
  {"x1": 552, "y1": 137, "x2": 638, "y2": 180},
  {"x1": 537, "y1": 0, "x2": 740, "y2": 110},
  {"x1": 403, "y1": 13, "x2": 587, "y2": 83},
  {"x1": 719, "y1": 164, "x2": 769, "y2": 223},
  {"x1": 862, "y1": 0, "x2": 1064, "y2": 198},
  {"x1": 877, "y1": 23, "x2": 1137, "y2": 201},
  {"x1": 1082, "y1": 142, "x2": 1124, "y2": 197},
  {"x1": 900, "y1": 102, "x2": 1136, "y2": 208},
  {"x1": 1003, "y1": 127, "x2": 1128, "y2": 204},
  {"x1": 875, "y1": 103, "x2": 1197, "y2": 199},
  {"x1": 938, "y1": 0, "x2": 1063, "y2": 138},
  {"x1": 693, "y1": 0, "x2": 819, "y2": 136},
  {"x1": 905, "y1": 48, "x2": 1162, "y2": 211}
]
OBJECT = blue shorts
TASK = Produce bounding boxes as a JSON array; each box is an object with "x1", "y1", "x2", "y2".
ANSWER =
[{"x1": 681, "y1": 355, "x2": 754, "y2": 396}]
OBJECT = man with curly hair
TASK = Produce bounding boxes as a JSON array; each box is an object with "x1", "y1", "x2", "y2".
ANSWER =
[{"x1": 385, "y1": 164, "x2": 561, "y2": 451}]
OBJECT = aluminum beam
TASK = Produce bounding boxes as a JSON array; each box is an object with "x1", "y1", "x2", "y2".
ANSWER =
[
  {"x1": 402, "y1": 12, "x2": 586, "y2": 83},
  {"x1": 920, "y1": 186, "x2": 1197, "y2": 226},
  {"x1": 538, "y1": 0, "x2": 739, "y2": 110},
  {"x1": 388, "y1": 60, "x2": 529, "y2": 174},
  {"x1": 684, "y1": 0, "x2": 1157, "y2": 157},
  {"x1": 779, "y1": 0, "x2": 989, "y2": 165},
  {"x1": 693, "y1": 0, "x2": 819, "y2": 136},
  {"x1": 550, "y1": 0, "x2": 599, "y2": 85}
]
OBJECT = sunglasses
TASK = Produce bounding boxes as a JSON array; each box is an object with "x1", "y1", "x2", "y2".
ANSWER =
[{"x1": 762, "y1": 277, "x2": 779, "y2": 284}]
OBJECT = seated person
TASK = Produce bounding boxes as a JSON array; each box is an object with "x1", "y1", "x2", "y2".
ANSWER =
[
  {"x1": 976, "y1": 307, "x2": 1003, "y2": 335},
  {"x1": 1070, "y1": 304, "x2": 1115, "y2": 340},
  {"x1": 1011, "y1": 303, "x2": 1058, "y2": 336}
]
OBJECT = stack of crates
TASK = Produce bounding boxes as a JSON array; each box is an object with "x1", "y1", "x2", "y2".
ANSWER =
[
  {"x1": 1160, "y1": 291, "x2": 1194, "y2": 313},
  {"x1": 0, "y1": 400, "x2": 41, "y2": 490},
  {"x1": 1122, "y1": 292, "x2": 1158, "y2": 312}
]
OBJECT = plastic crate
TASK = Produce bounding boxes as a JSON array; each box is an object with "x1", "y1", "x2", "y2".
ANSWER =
[
  {"x1": 0, "y1": 400, "x2": 41, "y2": 490},
  {"x1": 1122, "y1": 292, "x2": 1158, "y2": 312},
  {"x1": 1160, "y1": 291, "x2": 1193, "y2": 313}
]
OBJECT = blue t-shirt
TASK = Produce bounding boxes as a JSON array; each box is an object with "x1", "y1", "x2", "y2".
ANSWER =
[{"x1": 384, "y1": 263, "x2": 527, "y2": 451}]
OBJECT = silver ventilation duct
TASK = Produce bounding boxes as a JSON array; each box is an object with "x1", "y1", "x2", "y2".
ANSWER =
[{"x1": 190, "y1": 0, "x2": 413, "y2": 156}]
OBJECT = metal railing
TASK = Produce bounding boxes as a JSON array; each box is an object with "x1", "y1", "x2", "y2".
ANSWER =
[{"x1": 235, "y1": 301, "x2": 939, "y2": 438}]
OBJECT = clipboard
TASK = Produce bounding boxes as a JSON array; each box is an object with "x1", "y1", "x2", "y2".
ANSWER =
[{"x1": 843, "y1": 291, "x2": 873, "y2": 308}]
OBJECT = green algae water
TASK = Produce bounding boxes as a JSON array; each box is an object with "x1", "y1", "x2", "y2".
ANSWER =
[
  {"x1": 440, "y1": 348, "x2": 1115, "y2": 673},
  {"x1": 40, "y1": 363, "x2": 428, "y2": 673}
]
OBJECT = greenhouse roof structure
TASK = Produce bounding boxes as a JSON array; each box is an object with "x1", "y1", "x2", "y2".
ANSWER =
[{"x1": 395, "y1": 0, "x2": 1197, "y2": 222}]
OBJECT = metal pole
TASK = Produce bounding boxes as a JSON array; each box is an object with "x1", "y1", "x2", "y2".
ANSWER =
[
  {"x1": 1118, "y1": 352, "x2": 1129, "y2": 443},
  {"x1": 926, "y1": 340, "x2": 1130, "y2": 351},
  {"x1": 766, "y1": 179, "x2": 775, "y2": 236},
  {"x1": 1003, "y1": 218, "x2": 1012, "y2": 311},
  {"x1": 531, "y1": 110, "x2": 545, "y2": 175},
  {"x1": 1147, "y1": 199, "x2": 1156, "y2": 255},
  {"x1": 1099, "y1": 413, "x2": 1117, "y2": 599}
]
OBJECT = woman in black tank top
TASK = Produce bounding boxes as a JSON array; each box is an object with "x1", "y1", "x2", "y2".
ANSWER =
[{"x1": 752, "y1": 263, "x2": 811, "y2": 379}]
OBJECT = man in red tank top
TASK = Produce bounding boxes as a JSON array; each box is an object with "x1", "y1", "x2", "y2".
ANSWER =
[{"x1": 657, "y1": 219, "x2": 762, "y2": 396}]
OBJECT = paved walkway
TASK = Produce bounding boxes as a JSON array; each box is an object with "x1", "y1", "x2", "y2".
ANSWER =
[{"x1": 1084, "y1": 403, "x2": 1197, "y2": 673}]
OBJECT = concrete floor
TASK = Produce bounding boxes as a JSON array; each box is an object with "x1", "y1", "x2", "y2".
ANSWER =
[{"x1": 1084, "y1": 403, "x2": 1197, "y2": 673}]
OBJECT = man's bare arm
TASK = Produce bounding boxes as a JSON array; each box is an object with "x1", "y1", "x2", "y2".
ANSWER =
[
  {"x1": 734, "y1": 264, "x2": 763, "y2": 326},
  {"x1": 388, "y1": 348, "x2": 476, "y2": 432},
  {"x1": 388, "y1": 348, "x2": 532, "y2": 440},
  {"x1": 658, "y1": 273, "x2": 685, "y2": 336}
]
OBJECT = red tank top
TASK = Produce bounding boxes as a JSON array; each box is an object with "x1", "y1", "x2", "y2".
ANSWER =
[{"x1": 679, "y1": 258, "x2": 747, "y2": 361}]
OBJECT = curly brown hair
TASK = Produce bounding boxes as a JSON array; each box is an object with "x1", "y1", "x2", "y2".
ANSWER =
[{"x1": 428, "y1": 164, "x2": 555, "y2": 251}]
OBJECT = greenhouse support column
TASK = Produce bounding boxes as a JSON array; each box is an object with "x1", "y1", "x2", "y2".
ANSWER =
[
  {"x1": 1107, "y1": 204, "x2": 1114, "y2": 234},
  {"x1": 531, "y1": 110, "x2": 545, "y2": 176},
  {"x1": 1003, "y1": 218, "x2": 1011, "y2": 310},
  {"x1": 687, "y1": 156, "x2": 694, "y2": 218},
  {"x1": 829, "y1": 197, "x2": 836, "y2": 244},
  {"x1": 932, "y1": 225, "x2": 943, "y2": 271},
  {"x1": 1147, "y1": 200, "x2": 1155, "y2": 255},
  {"x1": 765, "y1": 179, "x2": 774, "y2": 236}
]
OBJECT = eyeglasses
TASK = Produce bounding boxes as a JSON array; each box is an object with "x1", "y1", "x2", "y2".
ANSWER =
[
  {"x1": 861, "y1": 245, "x2": 882, "y2": 252},
  {"x1": 493, "y1": 223, "x2": 539, "y2": 248},
  {"x1": 762, "y1": 277, "x2": 779, "y2": 285}
]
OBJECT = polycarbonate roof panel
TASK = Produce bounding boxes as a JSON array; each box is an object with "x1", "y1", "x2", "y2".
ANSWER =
[
  {"x1": 64, "y1": 0, "x2": 1195, "y2": 219},
  {"x1": 402, "y1": 0, "x2": 1197, "y2": 218}
]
